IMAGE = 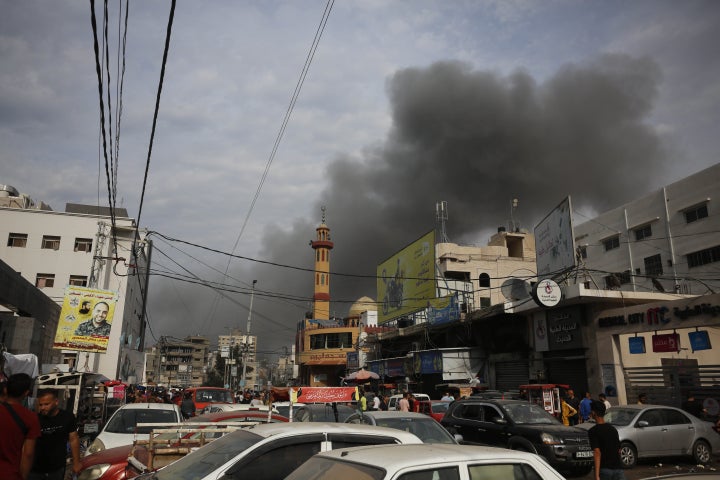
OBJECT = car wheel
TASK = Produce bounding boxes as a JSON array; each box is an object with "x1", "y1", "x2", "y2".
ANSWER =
[
  {"x1": 692, "y1": 439, "x2": 711, "y2": 464},
  {"x1": 619, "y1": 441, "x2": 637, "y2": 468}
]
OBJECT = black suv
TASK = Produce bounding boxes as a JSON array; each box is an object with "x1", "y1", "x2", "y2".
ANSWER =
[{"x1": 441, "y1": 399, "x2": 592, "y2": 475}]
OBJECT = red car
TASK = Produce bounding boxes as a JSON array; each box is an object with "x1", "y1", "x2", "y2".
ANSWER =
[
  {"x1": 417, "y1": 400, "x2": 452, "y2": 422},
  {"x1": 77, "y1": 411, "x2": 289, "y2": 480}
]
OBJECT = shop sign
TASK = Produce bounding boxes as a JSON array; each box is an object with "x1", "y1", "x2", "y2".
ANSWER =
[
  {"x1": 546, "y1": 307, "x2": 583, "y2": 350},
  {"x1": 628, "y1": 336, "x2": 646, "y2": 354},
  {"x1": 598, "y1": 302, "x2": 720, "y2": 329},
  {"x1": 688, "y1": 331, "x2": 712, "y2": 352},
  {"x1": 414, "y1": 351, "x2": 442, "y2": 374},
  {"x1": 534, "y1": 279, "x2": 562, "y2": 307},
  {"x1": 652, "y1": 333, "x2": 680, "y2": 353}
]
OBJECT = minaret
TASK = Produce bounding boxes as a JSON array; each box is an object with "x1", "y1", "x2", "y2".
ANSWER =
[{"x1": 311, "y1": 206, "x2": 334, "y2": 319}]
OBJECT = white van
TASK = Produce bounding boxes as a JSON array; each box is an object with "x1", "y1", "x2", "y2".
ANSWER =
[{"x1": 387, "y1": 393, "x2": 430, "y2": 411}]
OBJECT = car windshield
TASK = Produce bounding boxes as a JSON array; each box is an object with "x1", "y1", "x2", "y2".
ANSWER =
[
  {"x1": 604, "y1": 408, "x2": 638, "y2": 426},
  {"x1": 153, "y1": 429, "x2": 262, "y2": 480},
  {"x1": 503, "y1": 403, "x2": 559, "y2": 425},
  {"x1": 375, "y1": 417, "x2": 456, "y2": 444},
  {"x1": 104, "y1": 409, "x2": 179, "y2": 434},
  {"x1": 197, "y1": 389, "x2": 233, "y2": 403},
  {"x1": 297, "y1": 405, "x2": 354, "y2": 422},
  {"x1": 286, "y1": 456, "x2": 385, "y2": 480}
]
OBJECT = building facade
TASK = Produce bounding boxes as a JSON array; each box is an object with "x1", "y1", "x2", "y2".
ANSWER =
[
  {"x1": 0, "y1": 186, "x2": 150, "y2": 381},
  {"x1": 218, "y1": 329, "x2": 258, "y2": 389},
  {"x1": 146, "y1": 335, "x2": 210, "y2": 387}
]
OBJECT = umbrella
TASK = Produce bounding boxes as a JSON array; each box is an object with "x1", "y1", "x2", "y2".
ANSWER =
[{"x1": 344, "y1": 369, "x2": 380, "y2": 381}]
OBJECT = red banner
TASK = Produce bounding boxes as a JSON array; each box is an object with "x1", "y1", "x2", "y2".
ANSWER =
[
  {"x1": 290, "y1": 386, "x2": 358, "y2": 403},
  {"x1": 652, "y1": 333, "x2": 680, "y2": 352}
]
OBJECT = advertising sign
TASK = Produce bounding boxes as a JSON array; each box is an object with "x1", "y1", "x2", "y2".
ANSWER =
[
  {"x1": 53, "y1": 286, "x2": 118, "y2": 353},
  {"x1": 346, "y1": 351, "x2": 359, "y2": 369},
  {"x1": 688, "y1": 330, "x2": 711, "y2": 352},
  {"x1": 377, "y1": 230, "x2": 436, "y2": 324},
  {"x1": 290, "y1": 386, "x2": 358, "y2": 403},
  {"x1": 628, "y1": 336, "x2": 646, "y2": 354},
  {"x1": 652, "y1": 333, "x2": 681, "y2": 353},
  {"x1": 546, "y1": 306, "x2": 583, "y2": 350},
  {"x1": 534, "y1": 197, "x2": 577, "y2": 277},
  {"x1": 414, "y1": 351, "x2": 443, "y2": 374},
  {"x1": 427, "y1": 294, "x2": 460, "y2": 326}
]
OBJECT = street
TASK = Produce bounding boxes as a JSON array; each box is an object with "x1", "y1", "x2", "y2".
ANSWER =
[{"x1": 575, "y1": 456, "x2": 720, "y2": 479}]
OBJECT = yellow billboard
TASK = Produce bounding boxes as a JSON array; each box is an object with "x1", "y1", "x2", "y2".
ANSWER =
[
  {"x1": 377, "y1": 230, "x2": 436, "y2": 324},
  {"x1": 53, "y1": 286, "x2": 119, "y2": 353}
]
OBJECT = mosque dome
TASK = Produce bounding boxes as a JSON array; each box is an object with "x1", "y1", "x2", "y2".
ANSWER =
[{"x1": 348, "y1": 296, "x2": 377, "y2": 317}]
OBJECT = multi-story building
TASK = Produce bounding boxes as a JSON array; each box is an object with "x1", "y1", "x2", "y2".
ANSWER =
[
  {"x1": 218, "y1": 329, "x2": 258, "y2": 389},
  {"x1": 0, "y1": 185, "x2": 150, "y2": 381},
  {"x1": 146, "y1": 335, "x2": 210, "y2": 387},
  {"x1": 573, "y1": 162, "x2": 720, "y2": 296}
]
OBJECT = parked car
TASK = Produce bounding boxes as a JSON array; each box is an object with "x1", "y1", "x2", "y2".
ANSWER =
[
  {"x1": 78, "y1": 410, "x2": 287, "y2": 480},
  {"x1": 133, "y1": 422, "x2": 424, "y2": 480},
  {"x1": 85, "y1": 402, "x2": 183, "y2": 456},
  {"x1": 577, "y1": 404, "x2": 720, "y2": 467},
  {"x1": 344, "y1": 411, "x2": 458, "y2": 444},
  {"x1": 387, "y1": 393, "x2": 431, "y2": 411},
  {"x1": 417, "y1": 399, "x2": 452, "y2": 422},
  {"x1": 441, "y1": 398, "x2": 593, "y2": 475},
  {"x1": 285, "y1": 443, "x2": 566, "y2": 480},
  {"x1": 292, "y1": 403, "x2": 355, "y2": 422},
  {"x1": 271, "y1": 401, "x2": 306, "y2": 418},
  {"x1": 201, "y1": 403, "x2": 278, "y2": 414}
]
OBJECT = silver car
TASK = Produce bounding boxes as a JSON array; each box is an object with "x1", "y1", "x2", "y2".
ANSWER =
[{"x1": 578, "y1": 404, "x2": 720, "y2": 467}]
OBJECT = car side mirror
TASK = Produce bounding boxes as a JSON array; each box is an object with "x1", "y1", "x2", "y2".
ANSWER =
[{"x1": 636, "y1": 420, "x2": 649, "y2": 428}]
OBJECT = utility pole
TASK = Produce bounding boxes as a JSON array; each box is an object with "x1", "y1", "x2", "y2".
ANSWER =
[{"x1": 240, "y1": 280, "x2": 257, "y2": 388}]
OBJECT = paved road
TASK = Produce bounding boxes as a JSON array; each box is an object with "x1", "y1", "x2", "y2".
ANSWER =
[{"x1": 574, "y1": 456, "x2": 720, "y2": 479}]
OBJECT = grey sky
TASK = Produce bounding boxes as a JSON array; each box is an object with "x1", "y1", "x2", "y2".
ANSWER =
[{"x1": 1, "y1": 0, "x2": 718, "y2": 358}]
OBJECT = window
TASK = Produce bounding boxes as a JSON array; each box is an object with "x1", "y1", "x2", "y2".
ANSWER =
[
  {"x1": 687, "y1": 245, "x2": 720, "y2": 268},
  {"x1": 399, "y1": 467, "x2": 460, "y2": 480},
  {"x1": 69, "y1": 275, "x2": 88, "y2": 287},
  {"x1": 309, "y1": 332, "x2": 352, "y2": 350},
  {"x1": 36, "y1": 273, "x2": 55, "y2": 288},
  {"x1": 684, "y1": 204, "x2": 708, "y2": 224},
  {"x1": 604, "y1": 270, "x2": 632, "y2": 288},
  {"x1": 644, "y1": 254, "x2": 663, "y2": 276},
  {"x1": 478, "y1": 273, "x2": 490, "y2": 288},
  {"x1": 41, "y1": 235, "x2": 61, "y2": 250},
  {"x1": 479, "y1": 297, "x2": 491, "y2": 308},
  {"x1": 7, "y1": 233, "x2": 28, "y2": 247},
  {"x1": 469, "y1": 464, "x2": 543, "y2": 480},
  {"x1": 74, "y1": 237, "x2": 93, "y2": 252},
  {"x1": 634, "y1": 224, "x2": 652, "y2": 241},
  {"x1": 603, "y1": 235, "x2": 620, "y2": 251}
]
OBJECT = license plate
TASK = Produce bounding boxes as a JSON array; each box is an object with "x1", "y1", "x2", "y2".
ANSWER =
[{"x1": 575, "y1": 451, "x2": 593, "y2": 458}]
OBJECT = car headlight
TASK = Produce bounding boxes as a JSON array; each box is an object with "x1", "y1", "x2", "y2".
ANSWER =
[
  {"x1": 85, "y1": 438, "x2": 106, "y2": 456},
  {"x1": 78, "y1": 463, "x2": 110, "y2": 480},
  {"x1": 541, "y1": 432, "x2": 564, "y2": 445}
]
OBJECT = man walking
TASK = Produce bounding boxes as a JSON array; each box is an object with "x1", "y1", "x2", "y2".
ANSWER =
[
  {"x1": 566, "y1": 389, "x2": 580, "y2": 425},
  {"x1": 588, "y1": 400, "x2": 625, "y2": 480},
  {"x1": 580, "y1": 392, "x2": 593, "y2": 423},
  {"x1": 0, "y1": 373, "x2": 41, "y2": 480},
  {"x1": 29, "y1": 389, "x2": 81, "y2": 480}
]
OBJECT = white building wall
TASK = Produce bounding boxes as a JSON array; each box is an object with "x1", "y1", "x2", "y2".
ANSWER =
[
  {"x1": 0, "y1": 205, "x2": 148, "y2": 380},
  {"x1": 574, "y1": 163, "x2": 720, "y2": 295}
]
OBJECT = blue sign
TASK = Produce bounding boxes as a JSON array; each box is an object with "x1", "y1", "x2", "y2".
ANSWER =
[
  {"x1": 628, "y1": 336, "x2": 646, "y2": 354},
  {"x1": 688, "y1": 331, "x2": 712, "y2": 352}
]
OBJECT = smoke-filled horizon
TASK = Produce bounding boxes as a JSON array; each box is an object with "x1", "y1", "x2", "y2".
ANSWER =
[{"x1": 166, "y1": 54, "x2": 673, "y2": 357}]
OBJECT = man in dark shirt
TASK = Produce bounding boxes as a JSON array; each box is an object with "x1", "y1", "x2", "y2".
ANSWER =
[
  {"x1": 682, "y1": 394, "x2": 706, "y2": 419},
  {"x1": 566, "y1": 389, "x2": 580, "y2": 425},
  {"x1": 29, "y1": 389, "x2": 81, "y2": 480},
  {"x1": 74, "y1": 301, "x2": 111, "y2": 336},
  {"x1": 588, "y1": 400, "x2": 625, "y2": 480}
]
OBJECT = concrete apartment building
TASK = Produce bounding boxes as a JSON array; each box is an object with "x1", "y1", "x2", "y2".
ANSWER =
[
  {"x1": 573, "y1": 162, "x2": 720, "y2": 296},
  {"x1": 0, "y1": 185, "x2": 150, "y2": 382},
  {"x1": 218, "y1": 329, "x2": 258, "y2": 389},
  {"x1": 145, "y1": 335, "x2": 210, "y2": 387}
]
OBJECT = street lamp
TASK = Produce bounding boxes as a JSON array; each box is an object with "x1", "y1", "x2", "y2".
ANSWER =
[{"x1": 240, "y1": 280, "x2": 257, "y2": 388}]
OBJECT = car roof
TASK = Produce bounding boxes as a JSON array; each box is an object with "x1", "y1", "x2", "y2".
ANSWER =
[
  {"x1": 115, "y1": 402, "x2": 181, "y2": 411},
  {"x1": 190, "y1": 411, "x2": 289, "y2": 422},
  {"x1": 314, "y1": 443, "x2": 549, "y2": 467},
  {"x1": 351, "y1": 411, "x2": 431, "y2": 420},
  {"x1": 453, "y1": 398, "x2": 526, "y2": 405},
  {"x1": 298, "y1": 403, "x2": 355, "y2": 410},
  {"x1": 238, "y1": 421, "x2": 424, "y2": 443}
]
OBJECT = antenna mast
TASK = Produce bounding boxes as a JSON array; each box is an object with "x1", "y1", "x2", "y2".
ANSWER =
[
  {"x1": 509, "y1": 198, "x2": 520, "y2": 232},
  {"x1": 436, "y1": 201, "x2": 449, "y2": 243}
]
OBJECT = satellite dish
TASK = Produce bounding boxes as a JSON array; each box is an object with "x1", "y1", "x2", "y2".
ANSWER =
[{"x1": 500, "y1": 278, "x2": 532, "y2": 301}]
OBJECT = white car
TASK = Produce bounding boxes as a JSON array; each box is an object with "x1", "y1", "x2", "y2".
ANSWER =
[
  {"x1": 201, "y1": 403, "x2": 279, "y2": 414},
  {"x1": 133, "y1": 422, "x2": 424, "y2": 480},
  {"x1": 286, "y1": 443, "x2": 566, "y2": 480},
  {"x1": 85, "y1": 402, "x2": 182, "y2": 456},
  {"x1": 387, "y1": 393, "x2": 431, "y2": 410}
]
